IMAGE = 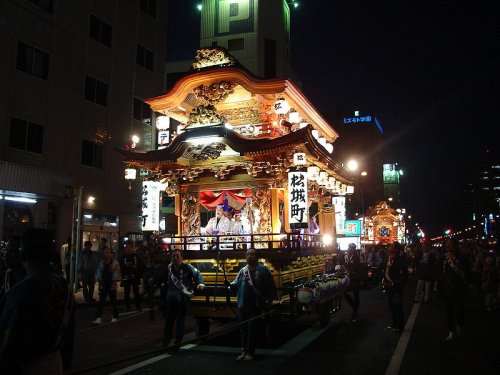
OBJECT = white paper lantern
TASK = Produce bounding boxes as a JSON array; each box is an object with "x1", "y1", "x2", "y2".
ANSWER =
[
  {"x1": 125, "y1": 168, "x2": 137, "y2": 180},
  {"x1": 273, "y1": 98, "x2": 291, "y2": 115},
  {"x1": 307, "y1": 166, "x2": 320, "y2": 180},
  {"x1": 156, "y1": 116, "x2": 170, "y2": 130}
]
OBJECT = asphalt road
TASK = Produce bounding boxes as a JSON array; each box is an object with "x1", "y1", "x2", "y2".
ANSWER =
[{"x1": 67, "y1": 277, "x2": 500, "y2": 375}]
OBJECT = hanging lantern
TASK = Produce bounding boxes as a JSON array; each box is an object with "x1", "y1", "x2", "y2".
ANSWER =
[
  {"x1": 156, "y1": 115, "x2": 170, "y2": 130},
  {"x1": 125, "y1": 168, "x2": 137, "y2": 180},
  {"x1": 125, "y1": 168, "x2": 136, "y2": 192},
  {"x1": 293, "y1": 152, "x2": 306, "y2": 166},
  {"x1": 324, "y1": 143, "x2": 334, "y2": 153},
  {"x1": 346, "y1": 185, "x2": 355, "y2": 194},
  {"x1": 288, "y1": 111, "x2": 300, "y2": 123},
  {"x1": 273, "y1": 97, "x2": 291, "y2": 115},
  {"x1": 307, "y1": 165, "x2": 320, "y2": 180},
  {"x1": 317, "y1": 171, "x2": 328, "y2": 185}
]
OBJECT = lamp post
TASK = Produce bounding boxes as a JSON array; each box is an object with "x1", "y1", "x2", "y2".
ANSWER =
[{"x1": 346, "y1": 160, "x2": 368, "y2": 254}]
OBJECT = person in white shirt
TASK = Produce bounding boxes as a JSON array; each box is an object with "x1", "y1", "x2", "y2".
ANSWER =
[
  {"x1": 204, "y1": 205, "x2": 230, "y2": 235},
  {"x1": 230, "y1": 212, "x2": 247, "y2": 235}
]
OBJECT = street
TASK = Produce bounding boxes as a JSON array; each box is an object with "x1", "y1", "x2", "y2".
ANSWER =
[{"x1": 67, "y1": 276, "x2": 500, "y2": 375}]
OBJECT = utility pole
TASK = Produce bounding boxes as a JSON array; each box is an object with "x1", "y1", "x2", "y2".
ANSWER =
[{"x1": 69, "y1": 186, "x2": 83, "y2": 292}]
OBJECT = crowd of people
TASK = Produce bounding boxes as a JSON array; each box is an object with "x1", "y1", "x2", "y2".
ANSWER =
[
  {"x1": 1, "y1": 227, "x2": 499, "y2": 371},
  {"x1": 361, "y1": 237, "x2": 500, "y2": 339}
]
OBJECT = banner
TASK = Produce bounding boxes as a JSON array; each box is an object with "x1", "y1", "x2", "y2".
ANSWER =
[
  {"x1": 142, "y1": 181, "x2": 162, "y2": 231},
  {"x1": 288, "y1": 171, "x2": 308, "y2": 225}
]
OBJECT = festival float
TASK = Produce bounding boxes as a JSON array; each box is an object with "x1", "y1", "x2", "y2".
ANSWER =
[
  {"x1": 364, "y1": 201, "x2": 405, "y2": 245},
  {"x1": 117, "y1": 48, "x2": 353, "y2": 332}
]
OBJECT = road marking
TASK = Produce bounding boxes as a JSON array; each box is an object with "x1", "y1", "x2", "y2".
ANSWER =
[
  {"x1": 109, "y1": 314, "x2": 343, "y2": 373},
  {"x1": 385, "y1": 302, "x2": 421, "y2": 375},
  {"x1": 191, "y1": 316, "x2": 342, "y2": 358},
  {"x1": 108, "y1": 354, "x2": 170, "y2": 375}
]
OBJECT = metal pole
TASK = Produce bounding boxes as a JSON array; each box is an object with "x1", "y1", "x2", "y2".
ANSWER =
[
  {"x1": 69, "y1": 189, "x2": 76, "y2": 290},
  {"x1": 246, "y1": 197, "x2": 254, "y2": 248},
  {"x1": 74, "y1": 186, "x2": 83, "y2": 292}
]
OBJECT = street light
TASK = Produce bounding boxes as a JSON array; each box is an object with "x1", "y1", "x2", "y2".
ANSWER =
[{"x1": 346, "y1": 160, "x2": 359, "y2": 172}]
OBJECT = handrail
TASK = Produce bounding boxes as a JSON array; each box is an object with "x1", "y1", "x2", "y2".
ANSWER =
[{"x1": 156, "y1": 232, "x2": 331, "y2": 252}]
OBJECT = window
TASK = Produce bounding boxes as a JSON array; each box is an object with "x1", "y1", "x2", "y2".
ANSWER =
[
  {"x1": 81, "y1": 140, "x2": 103, "y2": 168},
  {"x1": 85, "y1": 76, "x2": 108, "y2": 106},
  {"x1": 133, "y1": 98, "x2": 152, "y2": 124},
  {"x1": 228, "y1": 38, "x2": 244, "y2": 51},
  {"x1": 136, "y1": 45, "x2": 154, "y2": 71},
  {"x1": 140, "y1": 0, "x2": 156, "y2": 18},
  {"x1": 28, "y1": 0, "x2": 52, "y2": 12},
  {"x1": 16, "y1": 42, "x2": 49, "y2": 80},
  {"x1": 9, "y1": 118, "x2": 44, "y2": 154},
  {"x1": 89, "y1": 15, "x2": 112, "y2": 47}
]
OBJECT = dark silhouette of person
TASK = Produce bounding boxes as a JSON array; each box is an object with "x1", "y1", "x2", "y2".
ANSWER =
[
  {"x1": 162, "y1": 250, "x2": 204, "y2": 350},
  {"x1": 0, "y1": 228, "x2": 75, "y2": 374}
]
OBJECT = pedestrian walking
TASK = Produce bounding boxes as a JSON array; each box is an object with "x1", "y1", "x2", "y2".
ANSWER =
[
  {"x1": 442, "y1": 238, "x2": 468, "y2": 341},
  {"x1": 78, "y1": 240, "x2": 99, "y2": 303},
  {"x1": 383, "y1": 241, "x2": 408, "y2": 334},
  {"x1": 344, "y1": 243, "x2": 362, "y2": 322},
  {"x1": 0, "y1": 228, "x2": 74, "y2": 374},
  {"x1": 414, "y1": 240, "x2": 435, "y2": 303},
  {"x1": 92, "y1": 248, "x2": 121, "y2": 325},
  {"x1": 229, "y1": 248, "x2": 276, "y2": 361},
  {"x1": 162, "y1": 250, "x2": 204, "y2": 349},
  {"x1": 120, "y1": 240, "x2": 143, "y2": 312}
]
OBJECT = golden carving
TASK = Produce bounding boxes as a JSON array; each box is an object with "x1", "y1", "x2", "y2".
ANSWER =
[
  {"x1": 192, "y1": 47, "x2": 236, "y2": 70},
  {"x1": 186, "y1": 105, "x2": 226, "y2": 128},
  {"x1": 252, "y1": 189, "x2": 272, "y2": 234},
  {"x1": 193, "y1": 81, "x2": 237, "y2": 104},
  {"x1": 181, "y1": 192, "x2": 200, "y2": 236},
  {"x1": 219, "y1": 106, "x2": 263, "y2": 125}
]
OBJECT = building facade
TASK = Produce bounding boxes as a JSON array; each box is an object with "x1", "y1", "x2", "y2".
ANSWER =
[{"x1": 0, "y1": 0, "x2": 167, "y2": 248}]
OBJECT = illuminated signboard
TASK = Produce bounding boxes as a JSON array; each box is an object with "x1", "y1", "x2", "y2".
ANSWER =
[
  {"x1": 343, "y1": 114, "x2": 384, "y2": 134},
  {"x1": 142, "y1": 181, "x2": 162, "y2": 231},
  {"x1": 215, "y1": 0, "x2": 255, "y2": 36},
  {"x1": 343, "y1": 116, "x2": 372, "y2": 124},
  {"x1": 288, "y1": 171, "x2": 308, "y2": 225},
  {"x1": 332, "y1": 196, "x2": 346, "y2": 235},
  {"x1": 383, "y1": 163, "x2": 399, "y2": 183},
  {"x1": 158, "y1": 130, "x2": 169, "y2": 149},
  {"x1": 345, "y1": 220, "x2": 362, "y2": 236}
]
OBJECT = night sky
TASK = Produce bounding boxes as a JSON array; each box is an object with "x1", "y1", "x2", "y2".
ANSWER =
[{"x1": 167, "y1": 1, "x2": 499, "y2": 236}]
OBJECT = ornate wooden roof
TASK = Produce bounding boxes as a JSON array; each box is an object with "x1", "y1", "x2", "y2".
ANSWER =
[{"x1": 118, "y1": 48, "x2": 352, "y2": 188}]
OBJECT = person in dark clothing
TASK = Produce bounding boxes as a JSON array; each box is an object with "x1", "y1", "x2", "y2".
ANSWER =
[
  {"x1": 0, "y1": 228, "x2": 74, "y2": 374},
  {"x1": 344, "y1": 243, "x2": 362, "y2": 322},
  {"x1": 120, "y1": 240, "x2": 143, "y2": 311},
  {"x1": 414, "y1": 240, "x2": 435, "y2": 303},
  {"x1": 92, "y1": 248, "x2": 121, "y2": 325},
  {"x1": 230, "y1": 248, "x2": 276, "y2": 361},
  {"x1": 143, "y1": 258, "x2": 167, "y2": 321},
  {"x1": 442, "y1": 238, "x2": 468, "y2": 341},
  {"x1": 383, "y1": 242, "x2": 408, "y2": 334},
  {"x1": 0, "y1": 236, "x2": 26, "y2": 299},
  {"x1": 78, "y1": 240, "x2": 99, "y2": 303},
  {"x1": 162, "y1": 250, "x2": 204, "y2": 349}
]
